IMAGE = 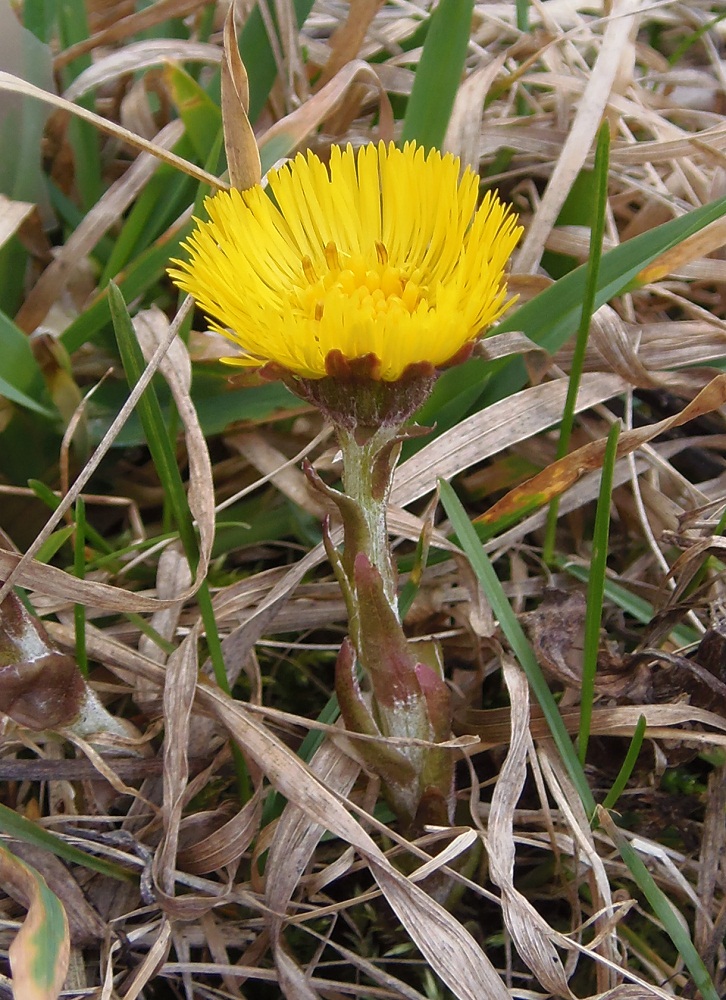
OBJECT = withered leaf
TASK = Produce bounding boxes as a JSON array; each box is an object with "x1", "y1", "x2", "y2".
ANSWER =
[{"x1": 0, "y1": 588, "x2": 85, "y2": 729}]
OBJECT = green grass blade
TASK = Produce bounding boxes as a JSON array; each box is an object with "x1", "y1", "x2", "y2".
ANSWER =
[
  {"x1": 483, "y1": 191, "x2": 726, "y2": 408},
  {"x1": 23, "y1": 0, "x2": 56, "y2": 42},
  {"x1": 164, "y1": 64, "x2": 223, "y2": 163},
  {"x1": 560, "y1": 561, "x2": 699, "y2": 648},
  {"x1": 401, "y1": 0, "x2": 474, "y2": 149},
  {"x1": 28, "y1": 479, "x2": 112, "y2": 554},
  {"x1": 600, "y1": 810, "x2": 719, "y2": 1000},
  {"x1": 56, "y1": 0, "x2": 102, "y2": 210},
  {"x1": 34, "y1": 525, "x2": 74, "y2": 563},
  {"x1": 543, "y1": 123, "x2": 610, "y2": 562},
  {"x1": 108, "y1": 284, "x2": 250, "y2": 800},
  {"x1": 0, "y1": 803, "x2": 134, "y2": 882},
  {"x1": 578, "y1": 420, "x2": 620, "y2": 764},
  {"x1": 0, "y1": 311, "x2": 56, "y2": 418},
  {"x1": 109, "y1": 285, "x2": 197, "y2": 566},
  {"x1": 73, "y1": 496, "x2": 88, "y2": 676},
  {"x1": 242, "y1": 0, "x2": 317, "y2": 124},
  {"x1": 601, "y1": 714, "x2": 646, "y2": 812},
  {"x1": 0, "y1": 374, "x2": 55, "y2": 418},
  {"x1": 438, "y1": 478, "x2": 596, "y2": 814},
  {"x1": 667, "y1": 11, "x2": 726, "y2": 67}
]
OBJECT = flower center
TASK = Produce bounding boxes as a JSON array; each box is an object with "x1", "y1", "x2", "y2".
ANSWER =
[{"x1": 297, "y1": 241, "x2": 425, "y2": 322}]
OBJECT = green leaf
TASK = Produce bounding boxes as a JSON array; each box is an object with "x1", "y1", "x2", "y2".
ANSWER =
[
  {"x1": 601, "y1": 811, "x2": 719, "y2": 1000},
  {"x1": 485, "y1": 192, "x2": 726, "y2": 408},
  {"x1": 23, "y1": 0, "x2": 56, "y2": 43},
  {"x1": 578, "y1": 420, "x2": 619, "y2": 763},
  {"x1": 0, "y1": 311, "x2": 55, "y2": 418},
  {"x1": 601, "y1": 714, "x2": 646, "y2": 812},
  {"x1": 164, "y1": 64, "x2": 223, "y2": 161},
  {"x1": 0, "y1": 803, "x2": 133, "y2": 882},
  {"x1": 438, "y1": 478, "x2": 596, "y2": 814},
  {"x1": 543, "y1": 122, "x2": 610, "y2": 561},
  {"x1": 401, "y1": 0, "x2": 474, "y2": 149},
  {"x1": 242, "y1": 0, "x2": 317, "y2": 124}
]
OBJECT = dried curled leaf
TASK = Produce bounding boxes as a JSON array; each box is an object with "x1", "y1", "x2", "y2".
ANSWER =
[
  {"x1": 0, "y1": 588, "x2": 85, "y2": 729},
  {"x1": 221, "y1": 0, "x2": 261, "y2": 190},
  {"x1": 0, "y1": 587, "x2": 138, "y2": 743}
]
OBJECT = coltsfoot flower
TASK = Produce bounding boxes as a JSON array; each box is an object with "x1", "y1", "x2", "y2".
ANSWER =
[{"x1": 169, "y1": 141, "x2": 522, "y2": 384}]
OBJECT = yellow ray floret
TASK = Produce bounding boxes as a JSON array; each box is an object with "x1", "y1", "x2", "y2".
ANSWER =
[{"x1": 169, "y1": 141, "x2": 522, "y2": 382}]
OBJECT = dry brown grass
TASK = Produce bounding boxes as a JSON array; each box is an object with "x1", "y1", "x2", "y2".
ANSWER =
[{"x1": 1, "y1": 1, "x2": 726, "y2": 998}]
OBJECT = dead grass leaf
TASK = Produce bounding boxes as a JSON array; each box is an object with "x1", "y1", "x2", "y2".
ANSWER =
[
  {"x1": 201, "y1": 690, "x2": 512, "y2": 1000},
  {"x1": 16, "y1": 121, "x2": 185, "y2": 334},
  {"x1": 222, "y1": 1, "x2": 261, "y2": 191},
  {"x1": 260, "y1": 58, "x2": 395, "y2": 155},
  {"x1": 486, "y1": 659, "x2": 574, "y2": 997},
  {"x1": 445, "y1": 54, "x2": 509, "y2": 169},
  {"x1": 393, "y1": 372, "x2": 627, "y2": 507},
  {"x1": 54, "y1": 0, "x2": 209, "y2": 70},
  {"x1": 63, "y1": 39, "x2": 222, "y2": 102},
  {"x1": 515, "y1": 0, "x2": 644, "y2": 274},
  {"x1": 0, "y1": 70, "x2": 223, "y2": 190},
  {"x1": 0, "y1": 195, "x2": 35, "y2": 251},
  {"x1": 478, "y1": 373, "x2": 726, "y2": 528}
]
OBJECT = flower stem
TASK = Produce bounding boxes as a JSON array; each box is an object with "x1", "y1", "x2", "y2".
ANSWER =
[{"x1": 337, "y1": 425, "x2": 400, "y2": 617}]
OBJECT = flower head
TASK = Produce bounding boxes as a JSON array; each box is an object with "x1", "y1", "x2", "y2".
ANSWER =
[{"x1": 169, "y1": 142, "x2": 522, "y2": 384}]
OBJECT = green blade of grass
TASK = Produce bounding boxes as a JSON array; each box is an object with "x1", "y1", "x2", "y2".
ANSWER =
[
  {"x1": 578, "y1": 420, "x2": 620, "y2": 764},
  {"x1": 599, "y1": 809, "x2": 719, "y2": 1000},
  {"x1": 56, "y1": 0, "x2": 102, "y2": 210},
  {"x1": 0, "y1": 311, "x2": 56, "y2": 418},
  {"x1": 401, "y1": 0, "x2": 474, "y2": 149},
  {"x1": 601, "y1": 714, "x2": 646, "y2": 812},
  {"x1": 73, "y1": 496, "x2": 87, "y2": 676},
  {"x1": 109, "y1": 285, "x2": 197, "y2": 563},
  {"x1": 667, "y1": 11, "x2": 726, "y2": 67},
  {"x1": 108, "y1": 284, "x2": 250, "y2": 801},
  {"x1": 28, "y1": 479, "x2": 112, "y2": 554},
  {"x1": 34, "y1": 525, "x2": 74, "y2": 563},
  {"x1": 409, "y1": 190, "x2": 726, "y2": 456},
  {"x1": 0, "y1": 374, "x2": 55, "y2": 418},
  {"x1": 23, "y1": 0, "x2": 56, "y2": 43},
  {"x1": 0, "y1": 803, "x2": 134, "y2": 882},
  {"x1": 242, "y1": 0, "x2": 317, "y2": 124},
  {"x1": 438, "y1": 478, "x2": 596, "y2": 814},
  {"x1": 543, "y1": 122, "x2": 610, "y2": 563},
  {"x1": 560, "y1": 561, "x2": 699, "y2": 648},
  {"x1": 483, "y1": 190, "x2": 726, "y2": 408}
]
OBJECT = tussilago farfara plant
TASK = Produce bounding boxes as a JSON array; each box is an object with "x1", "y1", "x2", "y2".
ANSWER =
[{"x1": 170, "y1": 141, "x2": 521, "y2": 827}]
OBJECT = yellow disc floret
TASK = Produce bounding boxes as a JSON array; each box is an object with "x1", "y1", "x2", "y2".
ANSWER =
[{"x1": 169, "y1": 141, "x2": 522, "y2": 382}]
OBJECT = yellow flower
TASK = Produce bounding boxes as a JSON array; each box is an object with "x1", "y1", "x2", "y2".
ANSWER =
[{"x1": 169, "y1": 141, "x2": 522, "y2": 383}]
